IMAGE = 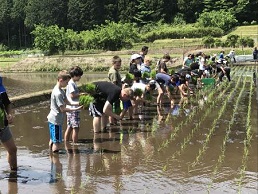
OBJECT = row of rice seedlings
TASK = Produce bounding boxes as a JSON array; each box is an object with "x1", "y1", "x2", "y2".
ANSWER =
[
  {"x1": 207, "y1": 69, "x2": 249, "y2": 192},
  {"x1": 157, "y1": 67, "x2": 245, "y2": 152},
  {"x1": 166, "y1": 66, "x2": 240, "y2": 124},
  {"x1": 160, "y1": 78, "x2": 240, "y2": 167},
  {"x1": 169, "y1": 67, "x2": 246, "y2": 159},
  {"x1": 188, "y1": 70, "x2": 247, "y2": 171},
  {"x1": 237, "y1": 66, "x2": 254, "y2": 192}
]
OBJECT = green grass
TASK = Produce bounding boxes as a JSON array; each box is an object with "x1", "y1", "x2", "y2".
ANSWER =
[
  {"x1": 0, "y1": 57, "x2": 22, "y2": 68},
  {"x1": 225, "y1": 25, "x2": 258, "y2": 42}
]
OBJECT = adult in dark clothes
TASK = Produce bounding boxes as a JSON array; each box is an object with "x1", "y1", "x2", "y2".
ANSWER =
[{"x1": 88, "y1": 81, "x2": 134, "y2": 133}]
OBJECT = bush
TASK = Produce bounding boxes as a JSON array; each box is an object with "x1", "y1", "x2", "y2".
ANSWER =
[
  {"x1": 88, "y1": 21, "x2": 139, "y2": 51},
  {"x1": 238, "y1": 37, "x2": 254, "y2": 47},
  {"x1": 0, "y1": 44, "x2": 8, "y2": 51},
  {"x1": 142, "y1": 25, "x2": 223, "y2": 42},
  {"x1": 226, "y1": 34, "x2": 240, "y2": 47},
  {"x1": 32, "y1": 24, "x2": 68, "y2": 55},
  {"x1": 202, "y1": 36, "x2": 215, "y2": 48},
  {"x1": 197, "y1": 11, "x2": 238, "y2": 32}
]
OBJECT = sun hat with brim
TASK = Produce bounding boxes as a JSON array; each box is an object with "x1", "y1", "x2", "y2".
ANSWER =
[{"x1": 130, "y1": 54, "x2": 142, "y2": 61}]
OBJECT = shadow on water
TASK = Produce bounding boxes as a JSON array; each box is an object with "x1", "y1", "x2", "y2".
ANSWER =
[{"x1": 0, "y1": 69, "x2": 258, "y2": 193}]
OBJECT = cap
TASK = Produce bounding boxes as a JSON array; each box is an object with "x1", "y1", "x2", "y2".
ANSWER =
[
  {"x1": 130, "y1": 54, "x2": 142, "y2": 61},
  {"x1": 186, "y1": 74, "x2": 191, "y2": 79},
  {"x1": 149, "y1": 80, "x2": 156, "y2": 90}
]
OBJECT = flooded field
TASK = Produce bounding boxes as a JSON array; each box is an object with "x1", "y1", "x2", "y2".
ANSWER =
[
  {"x1": 0, "y1": 66, "x2": 257, "y2": 194},
  {"x1": 0, "y1": 72, "x2": 108, "y2": 98}
]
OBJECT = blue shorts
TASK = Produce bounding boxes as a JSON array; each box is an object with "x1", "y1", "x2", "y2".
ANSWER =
[
  {"x1": 123, "y1": 100, "x2": 132, "y2": 110},
  {"x1": 0, "y1": 126, "x2": 12, "y2": 143},
  {"x1": 48, "y1": 122, "x2": 62, "y2": 143},
  {"x1": 67, "y1": 111, "x2": 80, "y2": 128}
]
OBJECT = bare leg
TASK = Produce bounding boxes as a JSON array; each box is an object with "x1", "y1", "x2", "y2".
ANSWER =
[
  {"x1": 52, "y1": 143, "x2": 60, "y2": 152},
  {"x1": 93, "y1": 117, "x2": 101, "y2": 133},
  {"x1": 101, "y1": 114, "x2": 108, "y2": 130},
  {"x1": 3, "y1": 138, "x2": 17, "y2": 170},
  {"x1": 72, "y1": 127, "x2": 79, "y2": 143},
  {"x1": 128, "y1": 106, "x2": 133, "y2": 119},
  {"x1": 64, "y1": 126, "x2": 72, "y2": 142}
]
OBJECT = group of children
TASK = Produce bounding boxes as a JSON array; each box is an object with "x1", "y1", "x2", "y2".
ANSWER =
[
  {"x1": 45, "y1": 48, "x2": 235, "y2": 157},
  {"x1": 0, "y1": 47, "x2": 233, "y2": 171}
]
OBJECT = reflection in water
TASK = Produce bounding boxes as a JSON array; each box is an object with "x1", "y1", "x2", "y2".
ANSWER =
[
  {"x1": 1, "y1": 72, "x2": 108, "y2": 98},
  {"x1": 65, "y1": 143, "x2": 82, "y2": 193},
  {"x1": 49, "y1": 153, "x2": 62, "y2": 184},
  {"x1": 7, "y1": 171, "x2": 18, "y2": 194},
  {"x1": 49, "y1": 153, "x2": 66, "y2": 194}
]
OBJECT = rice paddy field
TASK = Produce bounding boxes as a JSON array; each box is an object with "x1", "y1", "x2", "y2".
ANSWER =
[{"x1": 0, "y1": 65, "x2": 257, "y2": 194}]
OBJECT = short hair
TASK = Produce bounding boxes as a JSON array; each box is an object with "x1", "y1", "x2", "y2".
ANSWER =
[
  {"x1": 58, "y1": 70, "x2": 71, "y2": 81},
  {"x1": 141, "y1": 46, "x2": 149, "y2": 52},
  {"x1": 162, "y1": 53, "x2": 171, "y2": 60},
  {"x1": 112, "y1": 55, "x2": 121, "y2": 64},
  {"x1": 69, "y1": 66, "x2": 83, "y2": 77},
  {"x1": 144, "y1": 56, "x2": 152, "y2": 63},
  {"x1": 123, "y1": 88, "x2": 134, "y2": 99}
]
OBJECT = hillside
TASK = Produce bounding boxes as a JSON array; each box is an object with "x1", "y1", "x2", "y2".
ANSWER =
[
  {"x1": 1, "y1": 25, "x2": 257, "y2": 72},
  {"x1": 227, "y1": 25, "x2": 258, "y2": 43}
]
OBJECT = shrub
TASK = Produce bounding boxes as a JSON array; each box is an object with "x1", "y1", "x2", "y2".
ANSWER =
[
  {"x1": 197, "y1": 11, "x2": 238, "y2": 32},
  {"x1": 226, "y1": 34, "x2": 240, "y2": 47},
  {"x1": 32, "y1": 24, "x2": 68, "y2": 55},
  {"x1": 202, "y1": 36, "x2": 215, "y2": 48}
]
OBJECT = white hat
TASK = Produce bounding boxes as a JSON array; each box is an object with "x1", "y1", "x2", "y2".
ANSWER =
[
  {"x1": 186, "y1": 74, "x2": 191, "y2": 79},
  {"x1": 130, "y1": 54, "x2": 142, "y2": 61}
]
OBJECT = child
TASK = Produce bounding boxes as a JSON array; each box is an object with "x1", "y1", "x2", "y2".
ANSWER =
[
  {"x1": 47, "y1": 70, "x2": 83, "y2": 153},
  {"x1": 108, "y1": 56, "x2": 123, "y2": 125},
  {"x1": 64, "y1": 66, "x2": 85, "y2": 143}
]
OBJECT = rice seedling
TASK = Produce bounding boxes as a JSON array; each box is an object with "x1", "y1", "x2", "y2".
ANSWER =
[
  {"x1": 142, "y1": 72, "x2": 150, "y2": 79},
  {"x1": 125, "y1": 72, "x2": 134, "y2": 81},
  {"x1": 80, "y1": 83, "x2": 96, "y2": 95},
  {"x1": 207, "y1": 72, "x2": 248, "y2": 192},
  {"x1": 189, "y1": 71, "x2": 246, "y2": 170},
  {"x1": 171, "y1": 66, "x2": 246, "y2": 164},
  {"x1": 79, "y1": 95, "x2": 95, "y2": 108},
  {"x1": 237, "y1": 67, "x2": 254, "y2": 192},
  {"x1": 150, "y1": 69, "x2": 156, "y2": 79},
  {"x1": 134, "y1": 88, "x2": 143, "y2": 97}
]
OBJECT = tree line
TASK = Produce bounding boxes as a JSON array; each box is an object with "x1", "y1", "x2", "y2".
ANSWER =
[{"x1": 0, "y1": 0, "x2": 257, "y2": 50}]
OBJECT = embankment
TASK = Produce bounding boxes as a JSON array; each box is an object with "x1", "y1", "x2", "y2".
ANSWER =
[{"x1": 10, "y1": 89, "x2": 52, "y2": 108}]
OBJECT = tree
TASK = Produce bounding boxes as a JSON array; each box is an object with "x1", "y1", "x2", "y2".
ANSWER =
[
  {"x1": 11, "y1": 0, "x2": 29, "y2": 48},
  {"x1": 31, "y1": 24, "x2": 68, "y2": 55},
  {"x1": 177, "y1": 0, "x2": 203, "y2": 23},
  {"x1": 0, "y1": 0, "x2": 13, "y2": 47},
  {"x1": 197, "y1": 10, "x2": 238, "y2": 32},
  {"x1": 67, "y1": 0, "x2": 105, "y2": 30},
  {"x1": 226, "y1": 34, "x2": 239, "y2": 48},
  {"x1": 25, "y1": 0, "x2": 68, "y2": 28},
  {"x1": 235, "y1": 0, "x2": 258, "y2": 24}
]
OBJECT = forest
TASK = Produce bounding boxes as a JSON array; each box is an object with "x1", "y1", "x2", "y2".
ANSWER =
[{"x1": 0, "y1": 0, "x2": 258, "y2": 51}]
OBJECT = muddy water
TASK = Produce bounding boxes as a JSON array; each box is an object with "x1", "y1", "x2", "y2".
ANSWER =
[
  {"x1": 0, "y1": 72, "x2": 109, "y2": 98},
  {"x1": 0, "y1": 69, "x2": 258, "y2": 194}
]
